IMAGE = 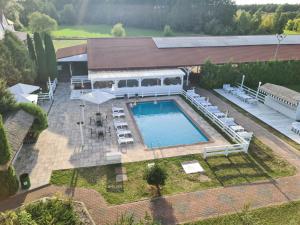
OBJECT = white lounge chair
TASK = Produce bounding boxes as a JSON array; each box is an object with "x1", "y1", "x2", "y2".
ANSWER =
[
  {"x1": 117, "y1": 129, "x2": 132, "y2": 137},
  {"x1": 118, "y1": 137, "x2": 134, "y2": 145},
  {"x1": 292, "y1": 122, "x2": 300, "y2": 135},
  {"x1": 247, "y1": 98, "x2": 258, "y2": 105},
  {"x1": 223, "y1": 84, "x2": 235, "y2": 93},
  {"x1": 213, "y1": 112, "x2": 226, "y2": 118},
  {"x1": 112, "y1": 111, "x2": 125, "y2": 118},
  {"x1": 230, "y1": 125, "x2": 245, "y2": 132},
  {"x1": 112, "y1": 106, "x2": 124, "y2": 113},
  {"x1": 114, "y1": 120, "x2": 128, "y2": 129},
  {"x1": 237, "y1": 131, "x2": 253, "y2": 140},
  {"x1": 220, "y1": 117, "x2": 236, "y2": 126}
]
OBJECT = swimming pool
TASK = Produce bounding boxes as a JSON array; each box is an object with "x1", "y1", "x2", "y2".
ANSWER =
[{"x1": 131, "y1": 100, "x2": 208, "y2": 148}]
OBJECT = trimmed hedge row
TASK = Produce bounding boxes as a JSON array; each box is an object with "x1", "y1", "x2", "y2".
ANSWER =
[
  {"x1": 200, "y1": 60, "x2": 300, "y2": 89},
  {"x1": 18, "y1": 103, "x2": 48, "y2": 137}
]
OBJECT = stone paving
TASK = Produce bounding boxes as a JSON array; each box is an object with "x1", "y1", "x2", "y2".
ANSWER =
[{"x1": 13, "y1": 83, "x2": 228, "y2": 190}]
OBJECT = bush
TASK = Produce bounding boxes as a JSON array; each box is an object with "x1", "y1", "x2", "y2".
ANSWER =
[
  {"x1": 163, "y1": 25, "x2": 174, "y2": 37},
  {"x1": 114, "y1": 213, "x2": 161, "y2": 225},
  {"x1": 28, "y1": 12, "x2": 57, "y2": 34},
  {"x1": 0, "y1": 198, "x2": 81, "y2": 225},
  {"x1": 0, "y1": 79, "x2": 17, "y2": 116},
  {"x1": 0, "y1": 166, "x2": 19, "y2": 200},
  {"x1": 18, "y1": 103, "x2": 48, "y2": 137},
  {"x1": 0, "y1": 115, "x2": 11, "y2": 165},
  {"x1": 144, "y1": 164, "x2": 167, "y2": 196},
  {"x1": 200, "y1": 60, "x2": 300, "y2": 89},
  {"x1": 111, "y1": 23, "x2": 126, "y2": 37}
]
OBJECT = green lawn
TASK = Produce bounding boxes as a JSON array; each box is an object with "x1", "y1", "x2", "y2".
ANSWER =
[
  {"x1": 187, "y1": 201, "x2": 300, "y2": 225},
  {"x1": 50, "y1": 138, "x2": 295, "y2": 205},
  {"x1": 53, "y1": 39, "x2": 87, "y2": 50},
  {"x1": 52, "y1": 24, "x2": 192, "y2": 38}
]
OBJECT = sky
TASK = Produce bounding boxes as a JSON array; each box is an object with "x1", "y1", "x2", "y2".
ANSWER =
[{"x1": 235, "y1": 0, "x2": 300, "y2": 4}]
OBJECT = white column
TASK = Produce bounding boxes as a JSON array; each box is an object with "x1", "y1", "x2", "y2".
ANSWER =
[
  {"x1": 241, "y1": 75, "x2": 245, "y2": 87},
  {"x1": 256, "y1": 81, "x2": 262, "y2": 99},
  {"x1": 91, "y1": 79, "x2": 94, "y2": 90},
  {"x1": 69, "y1": 63, "x2": 73, "y2": 76}
]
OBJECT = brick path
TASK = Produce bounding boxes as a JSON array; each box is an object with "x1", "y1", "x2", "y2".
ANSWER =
[{"x1": 1, "y1": 89, "x2": 300, "y2": 225}]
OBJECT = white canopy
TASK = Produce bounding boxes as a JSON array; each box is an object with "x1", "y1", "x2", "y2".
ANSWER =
[
  {"x1": 80, "y1": 90, "x2": 115, "y2": 105},
  {"x1": 9, "y1": 83, "x2": 40, "y2": 95},
  {"x1": 14, "y1": 93, "x2": 38, "y2": 104}
]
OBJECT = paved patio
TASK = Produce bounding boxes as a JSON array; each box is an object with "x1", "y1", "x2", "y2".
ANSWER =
[
  {"x1": 214, "y1": 89, "x2": 300, "y2": 144},
  {"x1": 14, "y1": 83, "x2": 228, "y2": 190}
]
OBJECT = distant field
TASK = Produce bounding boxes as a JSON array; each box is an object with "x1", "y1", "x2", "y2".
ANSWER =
[
  {"x1": 52, "y1": 24, "x2": 192, "y2": 38},
  {"x1": 53, "y1": 39, "x2": 87, "y2": 50}
]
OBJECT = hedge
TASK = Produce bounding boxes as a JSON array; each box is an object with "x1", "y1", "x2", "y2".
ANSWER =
[
  {"x1": 0, "y1": 115, "x2": 11, "y2": 165},
  {"x1": 18, "y1": 103, "x2": 48, "y2": 137},
  {"x1": 0, "y1": 166, "x2": 19, "y2": 200},
  {"x1": 200, "y1": 60, "x2": 300, "y2": 89}
]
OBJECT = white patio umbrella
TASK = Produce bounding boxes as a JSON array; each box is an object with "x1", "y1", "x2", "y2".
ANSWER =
[
  {"x1": 80, "y1": 90, "x2": 116, "y2": 112},
  {"x1": 8, "y1": 83, "x2": 40, "y2": 95}
]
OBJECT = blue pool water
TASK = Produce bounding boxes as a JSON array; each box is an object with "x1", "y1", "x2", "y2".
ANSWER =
[{"x1": 131, "y1": 100, "x2": 208, "y2": 148}]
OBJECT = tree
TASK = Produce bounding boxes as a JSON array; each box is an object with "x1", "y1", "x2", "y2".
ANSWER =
[
  {"x1": 28, "y1": 12, "x2": 57, "y2": 34},
  {"x1": 60, "y1": 4, "x2": 76, "y2": 25},
  {"x1": 0, "y1": 79, "x2": 16, "y2": 115},
  {"x1": 33, "y1": 32, "x2": 47, "y2": 85},
  {"x1": 0, "y1": 32, "x2": 36, "y2": 85},
  {"x1": 111, "y1": 23, "x2": 126, "y2": 37},
  {"x1": 0, "y1": 114, "x2": 11, "y2": 165},
  {"x1": 143, "y1": 164, "x2": 167, "y2": 196},
  {"x1": 163, "y1": 25, "x2": 173, "y2": 36},
  {"x1": 44, "y1": 33, "x2": 57, "y2": 79},
  {"x1": 27, "y1": 34, "x2": 36, "y2": 62},
  {"x1": 235, "y1": 10, "x2": 252, "y2": 34}
]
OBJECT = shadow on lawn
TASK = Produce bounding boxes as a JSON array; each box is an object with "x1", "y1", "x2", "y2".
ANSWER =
[{"x1": 150, "y1": 196, "x2": 177, "y2": 225}]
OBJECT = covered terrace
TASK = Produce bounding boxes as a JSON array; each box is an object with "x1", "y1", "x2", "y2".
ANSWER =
[{"x1": 88, "y1": 68, "x2": 185, "y2": 97}]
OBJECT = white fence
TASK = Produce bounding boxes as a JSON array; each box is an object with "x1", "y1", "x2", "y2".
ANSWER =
[
  {"x1": 182, "y1": 89, "x2": 251, "y2": 158},
  {"x1": 38, "y1": 78, "x2": 58, "y2": 102},
  {"x1": 236, "y1": 83, "x2": 266, "y2": 103}
]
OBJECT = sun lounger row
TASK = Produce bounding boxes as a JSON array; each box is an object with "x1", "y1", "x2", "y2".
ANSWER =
[
  {"x1": 112, "y1": 106, "x2": 134, "y2": 145},
  {"x1": 187, "y1": 89, "x2": 253, "y2": 141},
  {"x1": 291, "y1": 122, "x2": 300, "y2": 135},
  {"x1": 223, "y1": 84, "x2": 258, "y2": 105}
]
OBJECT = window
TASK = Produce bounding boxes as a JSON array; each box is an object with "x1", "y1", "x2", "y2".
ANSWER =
[
  {"x1": 163, "y1": 77, "x2": 181, "y2": 86},
  {"x1": 118, "y1": 79, "x2": 139, "y2": 88},
  {"x1": 93, "y1": 81, "x2": 114, "y2": 89},
  {"x1": 141, "y1": 78, "x2": 161, "y2": 86}
]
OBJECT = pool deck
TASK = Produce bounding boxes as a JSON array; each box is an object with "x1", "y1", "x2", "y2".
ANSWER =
[
  {"x1": 14, "y1": 83, "x2": 229, "y2": 190},
  {"x1": 214, "y1": 89, "x2": 300, "y2": 144}
]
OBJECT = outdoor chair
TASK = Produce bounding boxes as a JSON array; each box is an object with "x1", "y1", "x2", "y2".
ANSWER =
[
  {"x1": 112, "y1": 111, "x2": 125, "y2": 118},
  {"x1": 118, "y1": 136, "x2": 134, "y2": 145}
]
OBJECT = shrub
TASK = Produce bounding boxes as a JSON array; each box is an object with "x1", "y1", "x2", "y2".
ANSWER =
[
  {"x1": 18, "y1": 103, "x2": 48, "y2": 137},
  {"x1": 0, "y1": 166, "x2": 19, "y2": 200},
  {"x1": 163, "y1": 25, "x2": 174, "y2": 37},
  {"x1": 0, "y1": 115, "x2": 11, "y2": 165},
  {"x1": 0, "y1": 79, "x2": 17, "y2": 116},
  {"x1": 114, "y1": 213, "x2": 161, "y2": 225},
  {"x1": 111, "y1": 23, "x2": 126, "y2": 37},
  {"x1": 144, "y1": 164, "x2": 167, "y2": 196}
]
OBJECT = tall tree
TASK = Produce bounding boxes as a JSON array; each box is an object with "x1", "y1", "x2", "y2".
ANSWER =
[
  {"x1": 60, "y1": 4, "x2": 76, "y2": 25},
  {"x1": 0, "y1": 79, "x2": 16, "y2": 115},
  {"x1": 27, "y1": 34, "x2": 36, "y2": 62},
  {"x1": 33, "y1": 32, "x2": 47, "y2": 85},
  {"x1": 28, "y1": 12, "x2": 57, "y2": 34},
  {"x1": 0, "y1": 114, "x2": 11, "y2": 165},
  {"x1": 44, "y1": 33, "x2": 57, "y2": 79}
]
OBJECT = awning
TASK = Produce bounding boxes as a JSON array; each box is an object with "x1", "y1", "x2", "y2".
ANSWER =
[
  {"x1": 80, "y1": 90, "x2": 115, "y2": 105},
  {"x1": 57, "y1": 54, "x2": 87, "y2": 62},
  {"x1": 88, "y1": 68, "x2": 185, "y2": 81},
  {"x1": 9, "y1": 83, "x2": 40, "y2": 95}
]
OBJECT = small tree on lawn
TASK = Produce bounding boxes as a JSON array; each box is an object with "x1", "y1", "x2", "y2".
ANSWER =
[
  {"x1": 44, "y1": 33, "x2": 57, "y2": 79},
  {"x1": 28, "y1": 12, "x2": 57, "y2": 34},
  {"x1": 144, "y1": 164, "x2": 167, "y2": 196},
  {"x1": 111, "y1": 23, "x2": 126, "y2": 37},
  {"x1": 163, "y1": 25, "x2": 173, "y2": 37},
  {"x1": 0, "y1": 114, "x2": 11, "y2": 165},
  {"x1": 27, "y1": 34, "x2": 36, "y2": 62}
]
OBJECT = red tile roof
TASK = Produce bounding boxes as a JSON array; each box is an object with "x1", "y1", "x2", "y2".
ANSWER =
[
  {"x1": 56, "y1": 44, "x2": 87, "y2": 59},
  {"x1": 56, "y1": 37, "x2": 300, "y2": 70}
]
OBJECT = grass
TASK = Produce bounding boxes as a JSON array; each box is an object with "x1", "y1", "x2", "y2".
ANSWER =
[
  {"x1": 51, "y1": 24, "x2": 192, "y2": 38},
  {"x1": 284, "y1": 29, "x2": 300, "y2": 35},
  {"x1": 212, "y1": 90, "x2": 300, "y2": 152},
  {"x1": 53, "y1": 39, "x2": 87, "y2": 50},
  {"x1": 50, "y1": 137, "x2": 295, "y2": 205},
  {"x1": 187, "y1": 201, "x2": 300, "y2": 225}
]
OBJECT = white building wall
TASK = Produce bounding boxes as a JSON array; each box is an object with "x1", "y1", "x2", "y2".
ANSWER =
[{"x1": 264, "y1": 96, "x2": 297, "y2": 120}]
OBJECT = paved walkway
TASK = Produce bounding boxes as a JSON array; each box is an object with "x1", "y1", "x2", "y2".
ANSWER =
[
  {"x1": 2, "y1": 89, "x2": 300, "y2": 225},
  {"x1": 214, "y1": 88, "x2": 300, "y2": 144}
]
